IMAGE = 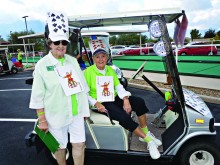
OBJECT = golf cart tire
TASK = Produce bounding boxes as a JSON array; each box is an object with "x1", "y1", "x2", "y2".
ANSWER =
[
  {"x1": 208, "y1": 51, "x2": 214, "y2": 56},
  {"x1": 11, "y1": 67, "x2": 18, "y2": 74},
  {"x1": 180, "y1": 52, "x2": 187, "y2": 55},
  {"x1": 178, "y1": 141, "x2": 220, "y2": 165},
  {"x1": 25, "y1": 131, "x2": 37, "y2": 147}
]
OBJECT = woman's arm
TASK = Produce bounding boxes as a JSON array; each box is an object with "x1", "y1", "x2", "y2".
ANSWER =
[{"x1": 123, "y1": 96, "x2": 132, "y2": 114}]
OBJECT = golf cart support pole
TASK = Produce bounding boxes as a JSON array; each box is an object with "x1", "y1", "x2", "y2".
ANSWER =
[
  {"x1": 79, "y1": 27, "x2": 93, "y2": 66},
  {"x1": 141, "y1": 75, "x2": 165, "y2": 99}
]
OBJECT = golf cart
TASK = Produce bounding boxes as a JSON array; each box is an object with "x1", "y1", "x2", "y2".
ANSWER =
[
  {"x1": 0, "y1": 48, "x2": 18, "y2": 74},
  {"x1": 25, "y1": 8, "x2": 219, "y2": 165}
]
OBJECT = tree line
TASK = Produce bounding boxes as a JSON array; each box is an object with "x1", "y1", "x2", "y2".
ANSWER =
[
  {"x1": 1, "y1": 28, "x2": 220, "y2": 53},
  {"x1": 190, "y1": 28, "x2": 220, "y2": 42}
]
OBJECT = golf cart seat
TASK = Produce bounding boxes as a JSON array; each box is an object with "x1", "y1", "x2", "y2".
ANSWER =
[
  {"x1": 89, "y1": 108, "x2": 119, "y2": 125},
  {"x1": 85, "y1": 108, "x2": 129, "y2": 151}
]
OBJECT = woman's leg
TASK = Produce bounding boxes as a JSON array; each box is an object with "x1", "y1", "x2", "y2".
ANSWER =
[
  {"x1": 49, "y1": 126, "x2": 69, "y2": 165},
  {"x1": 138, "y1": 114, "x2": 147, "y2": 129},
  {"x1": 54, "y1": 149, "x2": 66, "y2": 165},
  {"x1": 72, "y1": 142, "x2": 85, "y2": 165},
  {"x1": 128, "y1": 96, "x2": 149, "y2": 131},
  {"x1": 102, "y1": 100, "x2": 138, "y2": 132},
  {"x1": 104, "y1": 96, "x2": 160, "y2": 159},
  {"x1": 69, "y1": 115, "x2": 86, "y2": 165},
  {"x1": 129, "y1": 96, "x2": 162, "y2": 146}
]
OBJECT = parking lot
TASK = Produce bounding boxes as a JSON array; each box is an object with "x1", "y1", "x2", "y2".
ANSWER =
[{"x1": 0, "y1": 69, "x2": 220, "y2": 165}]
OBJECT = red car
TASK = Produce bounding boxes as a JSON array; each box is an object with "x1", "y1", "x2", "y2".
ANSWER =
[
  {"x1": 174, "y1": 42, "x2": 218, "y2": 55},
  {"x1": 118, "y1": 47, "x2": 152, "y2": 55}
]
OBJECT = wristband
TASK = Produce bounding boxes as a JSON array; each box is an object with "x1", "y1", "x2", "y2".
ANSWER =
[{"x1": 37, "y1": 111, "x2": 45, "y2": 117}]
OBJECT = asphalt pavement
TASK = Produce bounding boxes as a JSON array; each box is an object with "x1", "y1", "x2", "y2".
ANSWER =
[{"x1": 0, "y1": 69, "x2": 219, "y2": 165}]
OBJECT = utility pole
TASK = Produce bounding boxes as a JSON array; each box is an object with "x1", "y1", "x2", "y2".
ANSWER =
[
  {"x1": 10, "y1": 31, "x2": 14, "y2": 52},
  {"x1": 22, "y1": 16, "x2": 29, "y2": 34},
  {"x1": 22, "y1": 16, "x2": 29, "y2": 64}
]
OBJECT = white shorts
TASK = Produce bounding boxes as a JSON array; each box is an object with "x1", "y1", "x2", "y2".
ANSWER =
[{"x1": 49, "y1": 115, "x2": 85, "y2": 149}]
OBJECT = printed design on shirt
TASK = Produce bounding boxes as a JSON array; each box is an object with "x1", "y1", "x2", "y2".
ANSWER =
[
  {"x1": 101, "y1": 82, "x2": 110, "y2": 96},
  {"x1": 54, "y1": 65, "x2": 84, "y2": 96},
  {"x1": 96, "y1": 76, "x2": 114, "y2": 102},
  {"x1": 63, "y1": 71, "x2": 78, "y2": 88}
]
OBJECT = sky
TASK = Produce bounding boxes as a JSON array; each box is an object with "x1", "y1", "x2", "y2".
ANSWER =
[{"x1": 0, "y1": 0, "x2": 220, "y2": 40}]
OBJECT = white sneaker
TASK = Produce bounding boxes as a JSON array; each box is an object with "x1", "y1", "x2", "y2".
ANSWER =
[
  {"x1": 147, "y1": 131, "x2": 162, "y2": 146},
  {"x1": 139, "y1": 131, "x2": 162, "y2": 146},
  {"x1": 148, "y1": 141, "x2": 161, "y2": 160}
]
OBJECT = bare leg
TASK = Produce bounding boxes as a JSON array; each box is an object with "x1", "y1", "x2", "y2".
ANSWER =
[
  {"x1": 72, "y1": 142, "x2": 85, "y2": 165},
  {"x1": 54, "y1": 149, "x2": 66, "y2": 165},
  {"x1": 133, "y1": 127, "x2": 146, "y2": 138},
  {"x1": 138, "y1": 114, "x2": 147, "y2": 128}
]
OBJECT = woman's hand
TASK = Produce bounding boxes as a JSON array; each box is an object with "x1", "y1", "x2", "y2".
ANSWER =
[
  {"x1": 38, "y1": 119, "x2": 49, "y2": 133},
  {"x1": 37, "y1": 109, "x2": 49, "y2": 133},
  {"x1": 123, "y1": 97, "x2": 132, "y2": 114},
  {"x1": 95, "y1": 102, "x2": 107, "y2": 113}
]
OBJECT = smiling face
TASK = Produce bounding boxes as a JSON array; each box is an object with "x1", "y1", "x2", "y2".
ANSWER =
[
  {"x1": 49, "y1": 42, "x2": 67, "y2": 59},
  {"x1": 92, "y1": 53, "x2": 108, "y2": 70}
]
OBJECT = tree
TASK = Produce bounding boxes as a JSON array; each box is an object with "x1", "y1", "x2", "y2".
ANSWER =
[
  {"x1": 204, "y1": 29, "x2": 215, "y2": 38},
  {"x1": 109, "y1": 36, "x2": 117, "y2": 45},
  {"x1": 110, "y1": 33, "x2": 147, "y2": 46},
  {"x1": 190, "y1": 29, "x2": 201, "y2": 40},
  {"x1": 0, "y1": 35, "x2": 4, "y2": 41},
  {"x1": 214, "y1": 30, "x2": 220, "y2": 44},
  {"x1": 216, "y1": 30, "x2": 220, "y2": 38},
  {"x1": 7, "y1": 30, "x2": 44, "y2": 52}
]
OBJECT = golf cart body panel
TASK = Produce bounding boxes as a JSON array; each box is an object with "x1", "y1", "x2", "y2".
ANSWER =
[
  {"x1": 0, "y1": 48, "x2": 18, "y2": 74},
  {"x1": 25, "y1": 8, "x2": 219, "y2": 164}
]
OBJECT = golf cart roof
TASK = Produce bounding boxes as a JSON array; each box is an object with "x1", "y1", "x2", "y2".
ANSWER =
[
  {"x1": 68, "y1": 8, "x2": 184, "y2": 28},
  {"x1": 81, "y1": 32, "x2": 109, "y2": 37},
  {"x1": 18, "y1": 33, "x2": 44, "y2": 39}
]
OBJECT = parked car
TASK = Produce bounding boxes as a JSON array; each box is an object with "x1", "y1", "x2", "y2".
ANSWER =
[
  {"x1": 82, "y1": 48, "x2": 91, "y2": 55},
  {"x1": 81, "y1": 48, "x2": 91, "y2": 61},
  {"x1": 110, "y1": 45, "x2": 126, "y2": 55},
  {"x1": 118, "y1": 47, "x2": 152, "y2": 55},
  {"x1": 128, "y1": 45, "x2": 140, "y2": 49},
  {"x1": 173, "y1": 42, "x2": 218, "y2": 55}
]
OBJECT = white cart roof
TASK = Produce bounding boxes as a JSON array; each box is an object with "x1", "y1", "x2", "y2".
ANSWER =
[{"x1": 68, "y1": 8, "x2": 184, "y2": 28}]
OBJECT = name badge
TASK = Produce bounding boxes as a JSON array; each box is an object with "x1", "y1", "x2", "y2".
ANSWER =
[{"x1": 47, "y1": 66, "x2": 54, "y2": 71}]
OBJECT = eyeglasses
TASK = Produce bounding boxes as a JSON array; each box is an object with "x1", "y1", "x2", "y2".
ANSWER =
[{"x1": 53, "y1": 40, "x2": 69, "y2": 46}]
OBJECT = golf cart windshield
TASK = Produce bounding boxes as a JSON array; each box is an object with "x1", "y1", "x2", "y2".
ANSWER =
[{"x1": 68, "y1": 8, "x2": 185, "y2": 108}]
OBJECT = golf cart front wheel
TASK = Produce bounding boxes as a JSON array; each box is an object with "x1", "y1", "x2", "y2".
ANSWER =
[
  {"x1": 178, "y1": 142, "x2": 220, "y2": 165},
  {"x1": 11, "y1": 67, "x2": 18, "y2": 74}
]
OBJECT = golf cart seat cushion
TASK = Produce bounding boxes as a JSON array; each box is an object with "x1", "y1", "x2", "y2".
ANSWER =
[
  {"x1": 91, "y1": 124, "x2": 128, "y2": 150},
  {"x1": 90, "y1": 110, "x2": 119, "y2": 125}
]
